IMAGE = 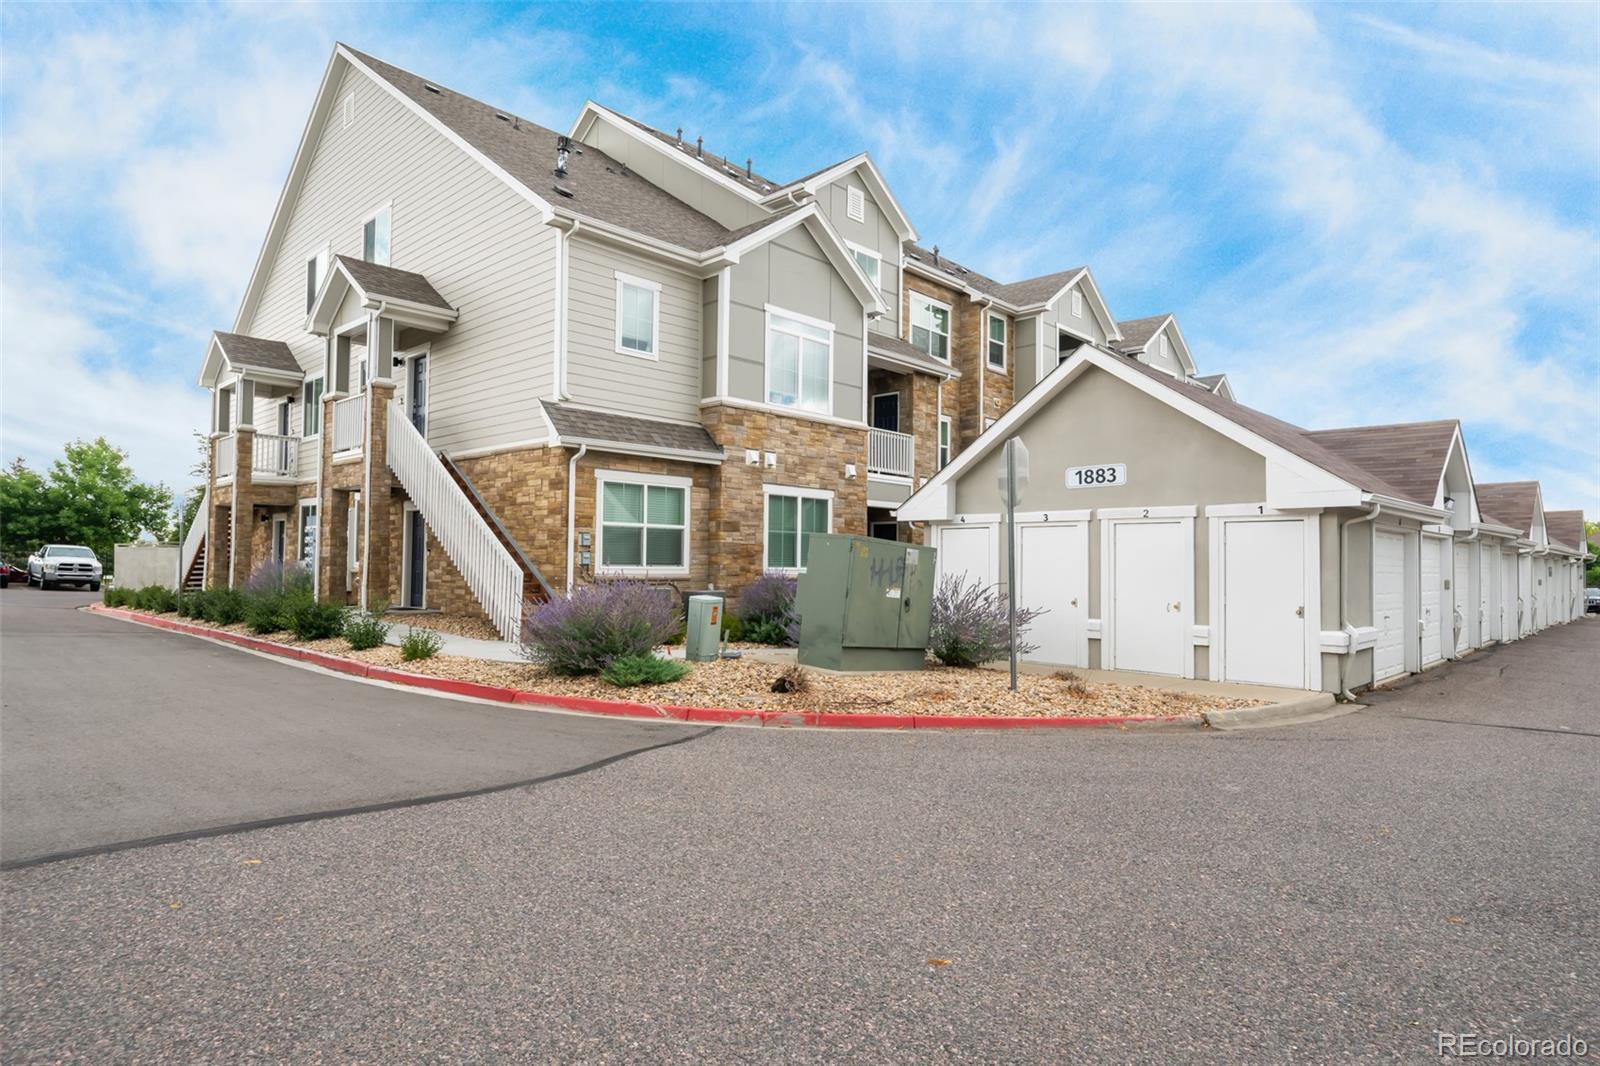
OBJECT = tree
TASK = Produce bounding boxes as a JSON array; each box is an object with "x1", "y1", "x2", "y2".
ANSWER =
[
  {"x1": 1586, "y1": 520, "x2": 1599, "y2": 589},
  {"x1": 174, "y1": 429, "x2": 212, "y2": 543},
  {"x1": 0, "y1": 438, "x2": 174, "y2": 570}
]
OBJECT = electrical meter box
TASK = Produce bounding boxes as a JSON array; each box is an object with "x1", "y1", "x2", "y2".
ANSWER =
[
  {"x1": 795, "y1": 534, "x2": 936, "y2": 671},
  {"x1": 685, "y1": 594, "x2": 723, "y2": 662}
]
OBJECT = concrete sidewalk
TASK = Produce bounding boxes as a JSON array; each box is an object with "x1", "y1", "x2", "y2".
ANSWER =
[{"x1": 383, "y1": 621, "x2": 525, "y2": 662}]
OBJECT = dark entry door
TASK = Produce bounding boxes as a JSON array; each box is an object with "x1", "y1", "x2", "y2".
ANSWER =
[
  {"x1": 409, "y1": 354, "x2": 428, "y2": 433},
  {"x1": 406, "y1": 510, "x2": 426, "y2": 608},
  {"x1": 871, "y1": 392, "x2": 899, "y2": 431}
]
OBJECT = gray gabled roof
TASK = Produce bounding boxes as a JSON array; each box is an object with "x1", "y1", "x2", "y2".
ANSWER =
[
  {"x1": 902, "y1": 242, "x2": 1007, "y2": 295},
  {"x1": 1544, "y1": 509, "x2": 1586, "y2": 553},
  {"x1": 868, "y1": 333, "x2": 961, "y2": 378},
  {"x1": 344, "y1": 47, "x2": 734, "y2": 253},
  {"x1": 1115, "y1": 315, "x2": 1171, "y2": 352},
  {"x1": 990, "y1": 267, "x2": 1087, "y2": 308},
  {"x1": 1193, "y1": 373, "x2": 1227, "y2": 389},
  {"x1": 541, "y1": 401, "x2": 723, "y2": 459},
  {"x1": 334, "y1": 255, "x2": 452, "y2": 310},
  {"x1": 1474, "y1": 482, "x2": 1541, "y2": 538},
  {"x1": 212, "y1": 332, "x2": 301, "y2": 376},
  {"x1": 612, "y1": 111, "x2": 785, "y2": 193},
  {"x1": 1302, "y1": 420, "x2": 1460, "y2": 510}
]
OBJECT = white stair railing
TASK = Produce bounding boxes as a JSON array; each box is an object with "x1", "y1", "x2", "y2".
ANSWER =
[
  {"x1": 867, "y1": 427, "x2": 915, "y2": 478},
  {"x1": 178, "y1": 485, "x2": 210, "y2": 588},
  {"x1": 386, "y1": 400, "x2": 525, "y2": 641},
  {"x1": 251, "y1": 433, "x2": 297, "y2": 478},
  {"x1": 332, "y1": 395, "x2": 365, "y2": 453}
]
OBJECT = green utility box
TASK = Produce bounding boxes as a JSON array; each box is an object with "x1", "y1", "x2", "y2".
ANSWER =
[
  {"x1": 795, "y1": 534, "x2": 937, "y2": 671},
  {"x1": 685, "y1": 593, "x2": 723, "y2": 662}
]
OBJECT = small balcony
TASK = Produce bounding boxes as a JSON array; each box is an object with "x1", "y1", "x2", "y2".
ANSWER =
[
  {"x1": 867, "y1": 427, "x2": 915, "y2": 480},
  {"x1": 332, "y1": 393, "x2": 365, "y2": 454},
  {"x1": 250, "y1": 433, "x2": 298, "y2": 480}
]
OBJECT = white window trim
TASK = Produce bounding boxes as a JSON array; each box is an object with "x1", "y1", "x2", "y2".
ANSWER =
[
  {"x1": 301, "y1": 375, "x2": 325, "y2": 439},
  {"x1": 909, "y1": 290, "x2": 952, "y2": 363},
  {"x1": 297, "y1": 498, "x2": 319, "y2": 566},
  {"x1": 845, "y1": 240, "x2": 882, "y2": 288},
  {"x1": 361, "y1": 201, "x2": 392, "y2": 266},
  {"x1": 762, "y1": 303, "x2": 835, "y2": 417},
  {"x1": 938, "y1": 415, "x2": 953, "y2": 469},
  {"x1": 304, "y1": 242, "x2": 330, "y2": 312},
  {"x1": 613, "y1": 271, "x2": 662, "y2": 360},
  {"x1": 847, "y1": 185, "x2": 865, "y2": 222},
  {"x1": 594, "y1": 468, "x2": 691, "y2": 577},
  {"x1": 761, "y1": 484, "x2": 835, "y2": 574},
  {"x1": 986, "y1": 311, "x2": 1007, "y2": 371}
]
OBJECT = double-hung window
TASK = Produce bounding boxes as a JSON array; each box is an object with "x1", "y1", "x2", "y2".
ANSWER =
[
  {"x1": 598, "y1": 472, "x2": 689, "y2": 574},
  {"x1": 910, "y1": 292, "x2": 950, "y2": 361},
  {"x1": 302, "y1": 377, "x2": 325, "y2": 437},
  {"x1": 305, "y1": 245, "x2": 329, "y2": 312},
  {"x1": 765, "y1": 307, "x2": 832, "y2": 414},
  {"x1": 615, "y1": 272, "x2": 660, "y2": 357},
  {"x1": 764, "y1": 488, "x2": 831, "y2": 572},
  {"x1": 938, "y1": 416, "x2": 952, "y2": 469},
  {"x1": 847, "y1": 241, "x2": 880, "y2": 290},
  {"x1": 987, "y1": 313, "x2": 1007, "y2": 370},
  {"x1": 362, "y1": 205, "x2": 390, "y2": 265},
  {"x1": 298, "y1": 500, "x2": 319, "y2": 564}
]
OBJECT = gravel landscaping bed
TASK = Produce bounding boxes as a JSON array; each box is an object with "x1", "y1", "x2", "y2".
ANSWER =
[{"x1": 122, "y1": 609, "x2": 1263, "y2": 720}]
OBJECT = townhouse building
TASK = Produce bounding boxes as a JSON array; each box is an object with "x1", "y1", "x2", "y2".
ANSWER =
[{"x1": 182, "y1": 43, "x2": 1585, "y2": 688}]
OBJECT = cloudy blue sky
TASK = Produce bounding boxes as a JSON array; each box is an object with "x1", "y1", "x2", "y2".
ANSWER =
[{"x1": 3, "y1": 2, "x2": 1597, "y2": 513}]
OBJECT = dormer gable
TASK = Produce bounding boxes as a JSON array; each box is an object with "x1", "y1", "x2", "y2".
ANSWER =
[{"x1": 1115, "y1": 314, "x2": 1197, "y2": 377}]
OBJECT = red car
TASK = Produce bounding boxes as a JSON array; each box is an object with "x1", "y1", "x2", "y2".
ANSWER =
[{"x1": 0, "y1": 557, "x2": 11, "y2": 589}]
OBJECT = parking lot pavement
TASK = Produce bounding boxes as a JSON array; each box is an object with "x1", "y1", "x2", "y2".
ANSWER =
[
  {"x1": 2, "y1": 591, "x2": 1595, "y2": 1062},
  {"x1": 0, "y1": 589, "x2": 698, "y2": 866}
]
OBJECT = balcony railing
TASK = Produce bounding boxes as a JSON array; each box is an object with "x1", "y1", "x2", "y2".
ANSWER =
[
  {"x1": 215, "y1": 434, "x2": 236, "y2": 479},
  {"x1": 251, "y1": 433, "x2": 298, "y2": 479},
  {"x1": 867, "y1": 427, "x2": 915, "y2": 479},
  {"x1": 332, "y1": 394, "x2": 365, "y2": 454}
]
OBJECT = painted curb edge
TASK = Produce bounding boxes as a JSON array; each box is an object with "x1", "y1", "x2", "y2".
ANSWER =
[{"x1": 88, "y1": 605, "x2": 1203, "y2": 732}]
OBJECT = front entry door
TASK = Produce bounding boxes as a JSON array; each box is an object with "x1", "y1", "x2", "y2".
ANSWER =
[
  {"x1": 271, "y1": 514, "x2": 287, "y2": 566},
  {"x1": 409, "y1": 353, "x2": 428, "y2": 433},
  {"x1": 406, "y1": 510, "x2": 426, "y2": 609},
  {"x1": 870, "y1": 392, "x2": 899, "y2": 432}
]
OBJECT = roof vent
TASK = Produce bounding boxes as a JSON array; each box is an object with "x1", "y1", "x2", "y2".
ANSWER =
[
  {"x1": 553, "y1": 184, "x2": 575, "y2": 198},
  {"x1": 495, "y1": 112, "x2": 511, "y2": 122},
  {"x1": 696, "y1": 136, "x2": 703, "y2": 159},
  {"x1": 746, "y1": 158, "x2": 753, "y2": 180},
  {"x1": 676, "y1": 127, "x2": 683, "y2": 144},
  {"x1": 423, "y1": 83, "x2": 443, "y2": 95},
  {"x1": 555, "y1": 135, "x2": 570, "y2": 177},
  {"x1": 932, "y1": 245, "x2": 941, "y2": 267}
]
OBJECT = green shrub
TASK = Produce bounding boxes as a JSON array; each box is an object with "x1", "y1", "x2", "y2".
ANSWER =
[
  {"x1": 737, "y1": 574, "x2": 797, "y2": 646},
  {"x1": 175, "y1": 590, "x2": 201, "y2": 618},
  {"x1": 132, "y1": 585, "x2": 178, "y2": 613},
  {"x1": 241, "y1": 561, "x2": 313, "y2": 634},
  {"x1": 400, "y1": 627, "x2": 445, "y2": 662},
  {"x1": 200, "y1": 587, "x2": 247, "y2": 626},
  {"x1": 720, "y1": 611, "x2": 745, "y2": 643},
  {"x1": 244, "y1": 596, "x2": 286, "y2": 634},
  {"x1": 343, "y1": 612, "x2": 390, "y2": 651},
  {"x1": 102, "y1": 586, "x2": 132, "y2": 608},
  {"x1": 601, "y1": 653, "x2": 691, "y2": 688},
  {"x1": 286, "y1": 599, "x2": 346, "y2": 641}
]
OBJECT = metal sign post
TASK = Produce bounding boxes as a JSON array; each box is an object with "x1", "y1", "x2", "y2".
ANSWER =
[{"x1": 998, "y1": 438, "x2": 1029, "y2": 692}]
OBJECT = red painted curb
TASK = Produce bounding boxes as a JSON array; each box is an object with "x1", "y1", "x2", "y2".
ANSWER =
[{"x1": 87, "y1": 605, "x2": 1199, "y2": 732}]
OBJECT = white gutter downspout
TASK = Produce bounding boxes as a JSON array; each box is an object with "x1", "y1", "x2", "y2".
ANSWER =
[
  {"x1": 1338, "y1": 501, "x2": 1382, "y2": 700},
  {"x1": 1452, "y1": 525, "x2": 1481, "y2": 654},
  {"x1": 564, "y1": 442, "x2": 588, "y2": 594},
  {"x1": 552, "y1": 219, "x2": 580, "y2": 401},
  {"x1": 358, "y1": 301, "x2": 392, "y2": 613}
]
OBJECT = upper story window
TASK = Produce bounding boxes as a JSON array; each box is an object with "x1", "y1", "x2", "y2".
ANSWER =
[
  {"x1": 597, "y1": 471, "x2": 689, "y2": 574},
  {"x1": 614, "y1": 272, "x2": 660, "y2": 358},
  {"x1": 305, "y1": 245, "x2": 329, "y2": 312},
  {"x1": 362, "y1": 205, "x2": 391, "y2": 266},
  {"x1": 846, "y1": 241, "x2": 881, "y2": 289},
  {"x1": 765, "y1": 306, "x2": 832, "y2": 415},
  {"x1": 302, "y1": 377, "x2": 325, "y2": 436},
  {"x1": 1070, "y1": 289, "x2": 1084, "y2": 318},
  {"x1": 987, "y1": 313, "x2": 1007, "y2": 370},
  {"x1": 846, "y1": 186, "x2": 865, "y2": 223},
  {"x1": 910, "y1": 291, "x2": 950, "y2": 361},
  {"x1": 938, "y1": 416, "x2": 952, "y2": 469}
]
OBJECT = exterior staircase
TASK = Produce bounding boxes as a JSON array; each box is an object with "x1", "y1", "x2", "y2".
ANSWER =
[
  {"x1": 440, "y1": 453, "x2": 553, "y2": 606},
  {"x1": 182, "y1": 542, "x2": 207, "y2": 590},
  {"x1": 179, "y1": 487, "x2": 211, "y2": 590}
]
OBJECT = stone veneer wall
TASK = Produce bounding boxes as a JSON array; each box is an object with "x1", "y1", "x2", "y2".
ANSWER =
[
  {"x1": 701, "y1": 403, "x2": 868, "y2": 592},
  {"x1": 900, "y1": 272, "x2": 1015, "y2": 456}
]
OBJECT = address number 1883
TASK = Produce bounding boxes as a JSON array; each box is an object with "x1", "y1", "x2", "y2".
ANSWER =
[{"x1": 1065, "y1": 463, "x2": 1128, "y2": 488}]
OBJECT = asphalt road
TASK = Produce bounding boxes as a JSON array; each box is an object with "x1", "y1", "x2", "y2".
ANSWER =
[
  {"x1": 2, "y1": 586, "x2": 1596, "y2": 1062},
  {"x1": 0, "y1": 589, "x2": 694, "y2": 865}
]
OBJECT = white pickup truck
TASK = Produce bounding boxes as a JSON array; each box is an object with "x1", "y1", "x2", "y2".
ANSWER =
[{"x1": 27, "y1": 544, "x2": 103, "y2": 591}]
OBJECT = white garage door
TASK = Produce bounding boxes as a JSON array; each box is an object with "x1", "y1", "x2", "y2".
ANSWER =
[
  {"x1": 1016, "y1": 522, "x2": 1088, "y2": 667},
  {"x1": 1221, "y1": 519, "x2": 1306, "y2": 688},
  {"x1": 1500, "y1": 549, "x2": 1518, "y2": 640},
  {"x1": 936, "y1": 524, "x2": 995, "y2": 591},
  {"x1": 1419, "y1": 536, "x2": 1444, "y2": 666},
  {"x1": 1452, "y1": 543, "x2": 1472, "y2": 654},
  {"x1": 1373, "y1": 529, "x2": 1407, "y2": 683},
  {"x1": 1110, "y1": 520, "x2": 1187, "y2": 677},
  {"x1": 1478, "y1": 547, "x2": 1495, "y2": 644}
]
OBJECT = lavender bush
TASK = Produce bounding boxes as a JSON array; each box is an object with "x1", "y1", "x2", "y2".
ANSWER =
[
  {"x1": 927, "y1": 574, "x2": 1046, "y2": 667},
  {"x1": 738, "y1": 573, "x2": 797, "y2": 646},
  {"x1": 519, "y1": 581, "x2": 682, "y2": 675}
]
